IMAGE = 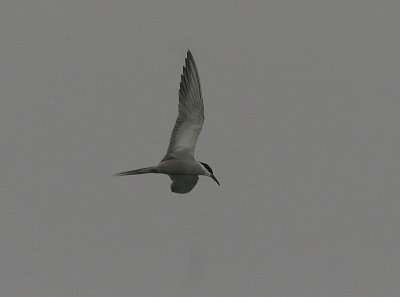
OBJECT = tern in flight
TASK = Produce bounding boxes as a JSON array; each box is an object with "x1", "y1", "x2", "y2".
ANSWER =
[{"x1": 115, "y1": 50, "x2": 219, "y2": 193}]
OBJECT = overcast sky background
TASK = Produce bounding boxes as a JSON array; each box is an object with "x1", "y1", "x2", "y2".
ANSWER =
[{"x1": 1, "y1": 1, "x2": 400, "y2": 296}]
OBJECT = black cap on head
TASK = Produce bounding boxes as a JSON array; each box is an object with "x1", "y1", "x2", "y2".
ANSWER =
[{"x1": 200, "y1": 162, "x2": 213, "y2": 175}]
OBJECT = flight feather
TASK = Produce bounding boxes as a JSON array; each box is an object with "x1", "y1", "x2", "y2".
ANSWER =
[{"x1": 163, "y1": 50, "x2": 204, "y2": 161}]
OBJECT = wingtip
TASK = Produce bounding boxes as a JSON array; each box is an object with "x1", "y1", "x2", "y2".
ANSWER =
[{"x1": 185, "y1": 50, "x2": 197, "y2": 72}]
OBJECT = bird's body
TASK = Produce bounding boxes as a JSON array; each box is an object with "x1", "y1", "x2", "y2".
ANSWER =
[
  {"x1": 158, "y1": 159, "x2": 207, "y2": 175},
  {"x1": 115, "y1": 50, "x2": 219, "y2": 194}
]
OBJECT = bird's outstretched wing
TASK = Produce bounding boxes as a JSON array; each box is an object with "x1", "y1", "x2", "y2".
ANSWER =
[
  {"x1": 169, "y1": 175, "x2": 199, "y2": 194},
  {"x1": 163, "y1": 50, "x2": 204, "y2": 161}
]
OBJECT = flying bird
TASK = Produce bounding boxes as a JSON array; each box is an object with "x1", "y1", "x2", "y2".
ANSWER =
[{"x1": 115, "y1": 50, "x2": 219, "y2": 193}]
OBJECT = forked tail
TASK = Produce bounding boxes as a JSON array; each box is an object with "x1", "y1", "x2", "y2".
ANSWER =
[{"x1": 114, "y1": 166, "x2": 157, "y2": 176}]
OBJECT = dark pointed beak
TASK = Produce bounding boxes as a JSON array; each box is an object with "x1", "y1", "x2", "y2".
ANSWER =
[{"x1": 210, "y1": 174, "x2": 220, "y2": 185}]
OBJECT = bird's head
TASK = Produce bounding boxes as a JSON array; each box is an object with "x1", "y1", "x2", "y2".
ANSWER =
[{"x1": 200, "y1": 162, "x2": 220, "y2": 185}]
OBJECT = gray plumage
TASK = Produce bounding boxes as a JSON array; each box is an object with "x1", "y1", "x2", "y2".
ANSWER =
[{"x1": 115, "y1": 50, "x2": 219, "y2": 194}]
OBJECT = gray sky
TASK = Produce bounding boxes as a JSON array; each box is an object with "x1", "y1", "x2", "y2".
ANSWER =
[{"x1": 1, "y1": 1, "x2": 400, "y2": 296}]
